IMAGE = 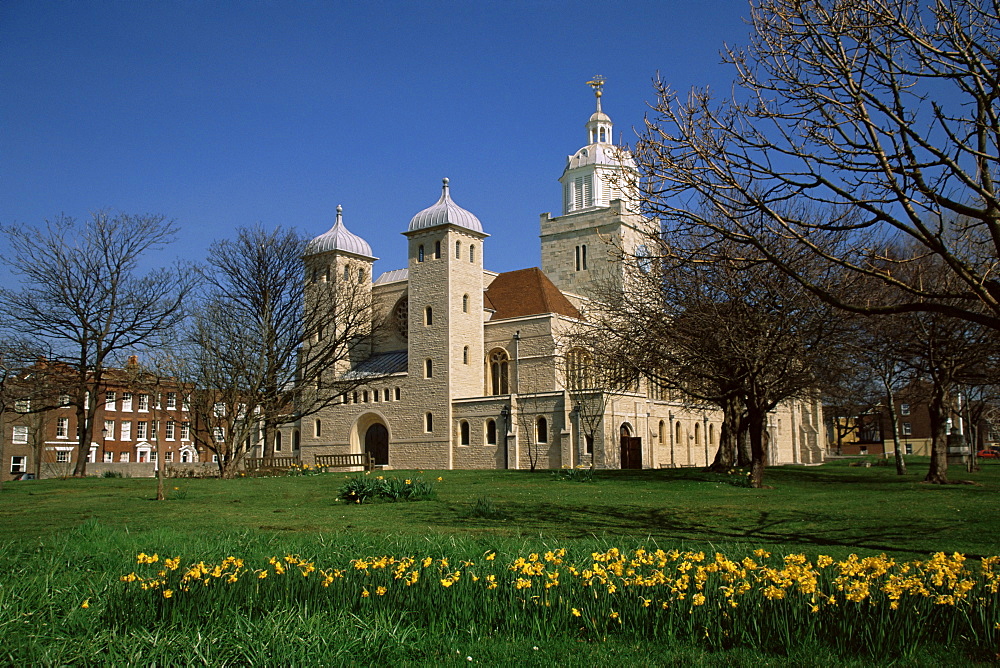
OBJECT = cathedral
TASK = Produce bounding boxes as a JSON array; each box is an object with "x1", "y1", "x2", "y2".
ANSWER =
[{"x1": 287, "y1": 82, "x2": 825, "y2": 470}]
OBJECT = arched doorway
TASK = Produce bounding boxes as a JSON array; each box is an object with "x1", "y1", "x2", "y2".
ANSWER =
[
  {"x1": 365, "y1": 423, "x2": 389, "y2": 466},
  {"x1": 619, "y1": 423, "x2": 642, "y2": 469}
]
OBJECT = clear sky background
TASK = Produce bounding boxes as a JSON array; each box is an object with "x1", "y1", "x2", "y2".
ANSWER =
[{"x1": 1, "y1": 0, "x2": 754, "y2": 280}]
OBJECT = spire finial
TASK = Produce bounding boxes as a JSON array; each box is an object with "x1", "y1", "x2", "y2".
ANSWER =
[
  {"x1": 442, "y1": 177, "x2": 450, "y2": 197},
  {"x1": 587, "y1": 75, "x2": 606, "y2": 114},
  {"x1": 336, "y1": 204, "x2": 343, "y2": 225}
]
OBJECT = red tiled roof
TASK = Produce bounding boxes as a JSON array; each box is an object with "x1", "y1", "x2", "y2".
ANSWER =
[{"x1": 484, "y1": 267, "x2": 581, "y2": 320}]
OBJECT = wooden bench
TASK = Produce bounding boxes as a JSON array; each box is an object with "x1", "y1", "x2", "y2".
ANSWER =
[
  {"x1": 245, "y1": 456, "x2": 301, "y2": 471},
  {"x1": 314, "y1": 452, "x2": 374, "y2": 472}
]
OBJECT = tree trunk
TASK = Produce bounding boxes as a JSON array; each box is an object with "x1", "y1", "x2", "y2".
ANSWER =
[
  {"x1": 747, "y1": 409, "x2": 768, "y2": 488},
  {"x1": 884, "y1": 386, "x2": 906, "y2": 476},
  {"x1": 924, "y1": 384, "x2": 950, "y2": 484},
  {"x1": 156, "y1": 433, "x2": 165, "y2": 501},
  {"x1": 72, "y1": 392, "x2": 93, "y2": 477},
  {"x1": 736, "y1": 412, "x2": 752, "y2": 468},
  {"x1": 708, "y1": 396, "x2": 740, "y2": 472}
]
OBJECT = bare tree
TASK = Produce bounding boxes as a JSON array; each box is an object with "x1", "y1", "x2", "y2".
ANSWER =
[
  {"x1": 183, "y1": 225, "x2": 385, "y2": 478},
  {"x1": 899, "y1": 291, "x2": 998, "y2": 483},
  {"x1": 587, "y1": 226, "x2": 848, "y2": 487},
  {"x1": 845, "y1": 313, "x2": 916, "y2": 475},
  {"x1": 633, "y1": 0, "x2": 1000, "y2": 331},
  {"x1": 0, "y1": 212, "x2": 194, "y2": 476}
]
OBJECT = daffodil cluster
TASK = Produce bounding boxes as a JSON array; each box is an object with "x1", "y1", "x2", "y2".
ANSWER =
[{"x1": 116, "y1": 548, "x2": 1000, "y2": 656}]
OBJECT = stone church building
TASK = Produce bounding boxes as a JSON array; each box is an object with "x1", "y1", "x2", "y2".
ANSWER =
[{"x1": 287, "y1": 85, "x2": 825, "y2": 470}]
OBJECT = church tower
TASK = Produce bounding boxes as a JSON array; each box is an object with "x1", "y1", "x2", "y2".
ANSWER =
[
  {"x1": 540, "y1": 77, "x2": 651, "y2": 300},
  {"x1": 404, "y1": 179, "x2": 488, "y2": 453}
]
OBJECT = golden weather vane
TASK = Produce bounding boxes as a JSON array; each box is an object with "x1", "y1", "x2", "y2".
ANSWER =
[{"x1": 586, "y1": 75, "x2": 606, "y2": 112}]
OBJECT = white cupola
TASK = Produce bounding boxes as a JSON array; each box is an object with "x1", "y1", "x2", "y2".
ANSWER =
[{"x1": 559, "y1": 76, "x2": 638, "y2": 215}]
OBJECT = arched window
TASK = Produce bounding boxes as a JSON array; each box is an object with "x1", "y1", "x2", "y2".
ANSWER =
[
  {"x1": 418, "y1": 245, "x2": 425, "y2": 262},
  {"x1": 363, "y1": 390, "x2": 369, "y2": 403},
  {"x1": 434, "y1": 240, "x2": 441, "y2": 259},
  {"x1": 566, "y1": 348, "x2": 593, "y2": 390},
  {"x1": 694, "y1": 422, "x2": 701, "y2": 446},
  {"x1": 314, "y1": 419, "x2": 322, "y2": 438},
  {"x1": 462, "y1": 294, "x2": 469, "y2": 312},
  {"x1": 659, "y1": 420, "x2": 665, "y2": 444},
  {"x1": 463, "y1": 346, "x2": 469, "y2": 364},
  {"x1": 460, "y1": 421, "x2": 470, "y2": 445},
  {"x1": 709, "y1": 423, "x2": 715, "y2": 446},
  {"x1": 358, "y1": 268, "x2": 365, "y2": 283},
  {"x1": 425, "y1": 412, "x2": 433, "y2": 432},
  {"x1": 425, "y1": 306, "x2": 433, "y2": 326},
  {"x1": 293, "y1": 430, "x2": 300, "y2": 451},
  {"x1": 486, "y1": 419, "x2": 497, "y2": 445},
  {"x1": 488, "y1": 349, "x2": 510, "y2": 395},
  {"x1": 470, "y1": 244, "x2": 476, "y2": 263},
  {"x1": 675, "y1": 421, "x2": 682, "y2": 445},
  {"x1": 323, "y1": 267, "x2": 330, "y2": 282},
  {"x1": 395, "y1": 387, "x2": 401, "y2": 400},
  {"x1": 425, "y1": 358, "x2": 433, "y2": 378},
  {"x1": 456, "y1": 240, "x2": 461, "y2": 258},
  {"x1": 585, "y1": 434, "x2": 594, "y2": 454},
  {"x1": 343, "y1": 265, "x2": 350, "y2": 280},
  {"x1": 536, "y1": 416, "x2": 548, "y2": 443},
  {"x1": 384, "y1": 388, "x2": 391, "y2": 401},
  {"x1": 274, "y1": 431, "x2": 282, "y2": 452}
]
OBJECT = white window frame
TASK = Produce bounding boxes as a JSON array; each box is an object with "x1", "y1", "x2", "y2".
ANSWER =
[
  {"x1": 165, "y1": 421, "x2": 175, "y2": 440},
  {"x1": 136, "y1": 421, "x2": 148, "y2": 440},
  {"x1": 105, "y1": 391, "x2": 117, "y2": 411},
  {"x1": 56, "y1": 417, "x2": 69, "y2": 439},
  {"x1": 121, "y1": 392, "x2": 133, "y2": 412},
  {"x1": 10, "y1": 456, "x2": 26, "y2": 473},
  {"x1": 121, "y1": 421, "x2": 132, "y2": 441},
  {"x1": 12, "y1": 426, "x2": 28, "y2": 444},
  {"x1": 137, "y1": 394, "x2": 150, "y2": 412}
]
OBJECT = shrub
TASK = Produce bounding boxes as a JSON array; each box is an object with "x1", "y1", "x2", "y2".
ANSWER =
[
  {"x1": 468, "y1": 496, "x2": 509, "y2": 520},
  {"x1": 338, "y1": 474, "x2": 435, "y2": 504},
  {"x1": 551, "y1": 466, "x2": 595, "y2": 482}
]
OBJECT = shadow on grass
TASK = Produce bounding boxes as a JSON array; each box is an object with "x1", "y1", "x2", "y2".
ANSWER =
[{"x1": 453, "y1": 502, "x2": 960, "y2": 557}]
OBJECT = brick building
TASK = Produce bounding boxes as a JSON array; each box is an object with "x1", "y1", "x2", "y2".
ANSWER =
[{"x1": 3, "y1": 362, "x2": 208, "y2": 481}]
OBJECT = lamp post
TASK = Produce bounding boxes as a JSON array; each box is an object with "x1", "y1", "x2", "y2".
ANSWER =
[
  {"x1": 703, "y1": 413, "x2": 710, "y2": 466},
  {"x1": 101, "y1": 428, "x2": 108, "y2": 465},
  {"x1": 668, "y1": 411, "x2": 674, "y2": 468},
  {"x1": 570, "y1": 403, "x2": 581, "y2": 468},
  {"x1": 500, "y1": 405, "x2": 510, "y2": 469}
]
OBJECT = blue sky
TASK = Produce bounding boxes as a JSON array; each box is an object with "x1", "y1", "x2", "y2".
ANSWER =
[{"x1": 1, "y1": 0, "x2": 753, "y2": 279}]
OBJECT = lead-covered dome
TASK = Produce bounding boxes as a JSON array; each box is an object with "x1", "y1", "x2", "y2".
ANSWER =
[
  {"x1": 306, "y1": 205, "x2": 375, "y2": 258},
  {"x1": 407, "y1": 178, "x2": 483, "y2": 234}
]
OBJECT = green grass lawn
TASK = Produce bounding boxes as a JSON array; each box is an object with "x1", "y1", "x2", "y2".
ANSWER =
[{"x1": 1, "y1": 461, "x2": 998, "y2": 666}]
